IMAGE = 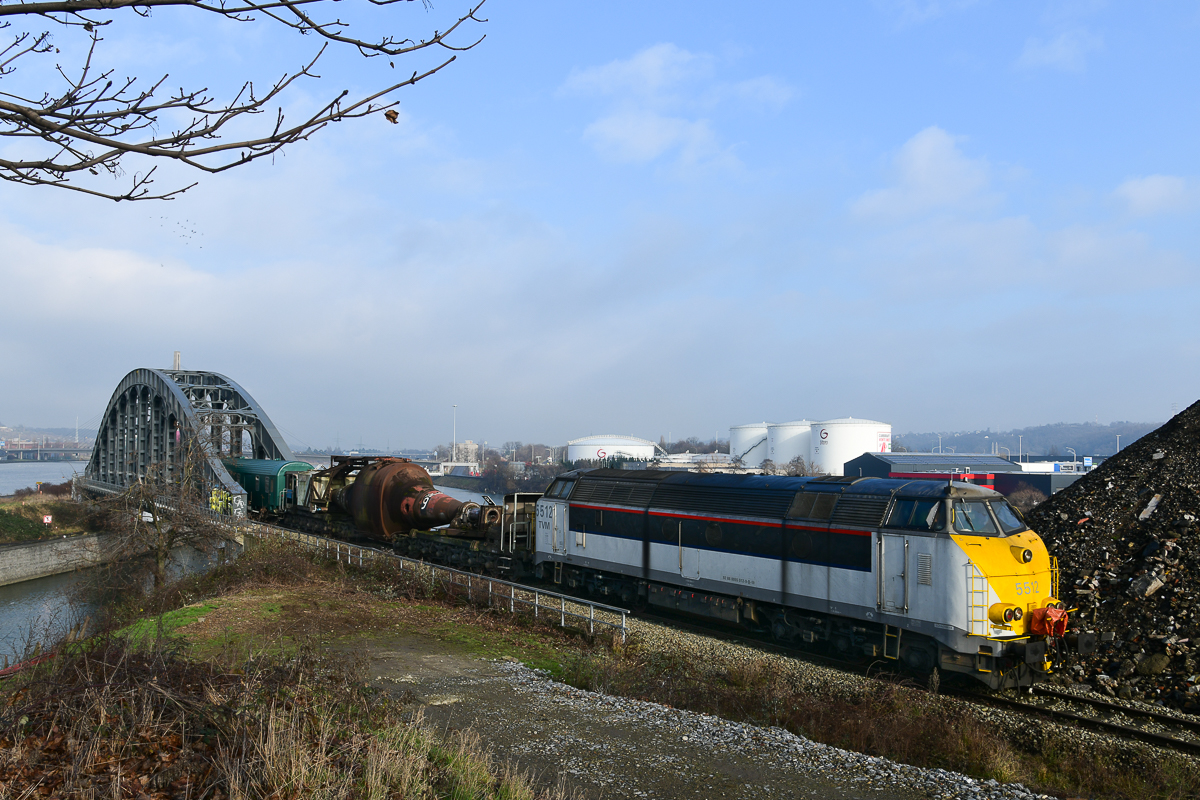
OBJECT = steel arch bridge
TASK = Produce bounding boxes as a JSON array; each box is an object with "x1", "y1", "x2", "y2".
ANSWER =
[{"x1": 82, "y1": 368, "x2": 295, "y2": 517}]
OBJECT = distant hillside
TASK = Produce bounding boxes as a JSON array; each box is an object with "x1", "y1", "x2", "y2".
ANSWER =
[{"x1": 892, "y1": 420, "x2": 1159, "y2": 458}]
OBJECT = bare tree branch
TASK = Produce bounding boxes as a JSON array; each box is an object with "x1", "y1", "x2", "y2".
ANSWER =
[{"x1": 0, "y1": 0, "x2": 487, "y2": 200}]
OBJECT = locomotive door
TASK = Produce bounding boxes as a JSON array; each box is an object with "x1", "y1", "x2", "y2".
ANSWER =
[
  {"x1": 678, "y1": 519, "x2": 699, "y2": 579},
  {"x1": 879, "y1": 534, "x2": 909, "y2": 614},
  {"x1": 538, "y1": 502, "x2": 565, "y2": 553}
]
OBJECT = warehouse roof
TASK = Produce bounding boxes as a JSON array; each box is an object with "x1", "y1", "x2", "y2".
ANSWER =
[{"x1": 846, "y1": 452, "x2": 1022, "y2": 472}]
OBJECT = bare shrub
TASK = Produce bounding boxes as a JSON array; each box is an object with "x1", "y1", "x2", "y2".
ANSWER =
[{"x1": 1008, "y1": 482, "x2": 1049, "y2": 513}]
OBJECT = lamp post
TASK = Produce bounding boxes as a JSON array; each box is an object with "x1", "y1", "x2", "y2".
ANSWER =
[
  {"x1": 1116, "y1": 434, "x2": 1121, "y2": 453},
  {"x1": 937, "y1": 434, "x2": 942, "y2": 454},
  {"x1": 452, "y1": 404, "x2": 457, "y2": 463},
  {"x1": 1018, "y1": 435, "x2": 1023, "y2": 462},
  {"x1": 1000, "y1": 446, "x2": 1010, "y2": 459},
  {"x1": 1066, "y1": 447, "x2": 1076, "y2": 466}
]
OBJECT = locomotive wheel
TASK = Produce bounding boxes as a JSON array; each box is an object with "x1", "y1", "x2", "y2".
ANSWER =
[{"x1": 901, "y1": 643, "x2": 936, "y2": 674}]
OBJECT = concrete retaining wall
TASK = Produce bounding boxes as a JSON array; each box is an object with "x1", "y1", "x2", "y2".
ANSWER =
[{"x1": 0, "y1": 534, "x2": 118, "y2": 587}]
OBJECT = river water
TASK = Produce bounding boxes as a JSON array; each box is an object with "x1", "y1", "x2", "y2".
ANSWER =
[{"x1": 0, "y1": 460, "x2": 85, "y2": 496}]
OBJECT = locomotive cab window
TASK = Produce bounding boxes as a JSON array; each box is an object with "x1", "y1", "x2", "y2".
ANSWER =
[
  {"x1": 952, "y1": 501, "x2": 998, "y2": 535},
  {"x1": 990, "y1": 500, "x2": 1027, "y2": 534}
]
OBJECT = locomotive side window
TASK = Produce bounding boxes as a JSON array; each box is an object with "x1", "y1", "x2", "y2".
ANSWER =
[
  {"x1": 953, "y1": 501, "x2": 997, "y2": 535},
  {"x1": 811, "y1": 494, "x2": 838, "y2": 521},
  {"x1": 705, "y1": 522, "x2": 723, "y2": 547},
  {"x1": 546, "y1": 480, "x2": 575, "y2": 499},
  {"x1": 786, "y1": 492, "x2": 837, "y2": 520},
  {"x1": 990, "y1": 500, "x2": 1027, "y2": 534},
  {"x1": 788, "y1": 492, "x2": 817, "y2": 518},
  {"x1": 887, "y1": 499, "x2": 944, "y2": 531}
]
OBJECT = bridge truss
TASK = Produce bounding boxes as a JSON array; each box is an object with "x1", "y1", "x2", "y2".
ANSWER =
[{"x1": 83, "y1": 368, "x2": 296, "y2": 516}]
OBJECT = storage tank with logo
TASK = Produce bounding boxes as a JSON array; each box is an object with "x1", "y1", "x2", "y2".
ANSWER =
[
  {"x1": 766, "y1": 420, "x2": 814, "y2": 470},
  {"x1": 729, "y1": 422, "x2": 772, "y2": 467},
  {"x1": 810, "y1": 418, "x2": 892, "y2": 476},
  {"x1": 565, "y1": 435, "x2": 658, "y2": 463}
]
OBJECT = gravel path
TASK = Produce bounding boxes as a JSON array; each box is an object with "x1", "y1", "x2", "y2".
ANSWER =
[{"x1": 366, "y1": 630, "x2": 1057, "y2": 800}]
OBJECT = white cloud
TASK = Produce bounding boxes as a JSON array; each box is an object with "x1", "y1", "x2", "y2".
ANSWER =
[
  {"x1": 563, "y1": 44, "x2": 789, "y2": 168},
  {"x1": 562, "y1": 43, "x2": 710, "y2": 101},
  {"x1": 713, "y1": 76, "x2": 794, "y2": 111},
  {"x1": 582, "y1": 110, "x2": 719, "y2": 164},
  {"x1": 1114, "y1": 175, "x2": 1191, "y2": 216},
  {"x1": 1017, "y1": 30, "x2": 1103, "y2": 72},
  {"x1": 852, "y1": 126, "x2": 990, "y2": 218}
]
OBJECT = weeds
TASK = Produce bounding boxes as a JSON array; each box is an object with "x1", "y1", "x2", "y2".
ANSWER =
[{"x1": 0, "y1": 632, "x2": 565, "y2": 799}]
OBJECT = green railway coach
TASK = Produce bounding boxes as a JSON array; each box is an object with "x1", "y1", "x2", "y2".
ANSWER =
[{"x1": 223, "y1": 458, "x2": 314, "y2": 513}]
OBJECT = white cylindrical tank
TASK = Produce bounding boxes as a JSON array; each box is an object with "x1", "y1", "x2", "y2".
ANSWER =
[
  {"x1": 729, "y1": 423, "x2": 771, "y2": 467},
  {"x1": 766, "y1": 421, "x2": 814, "y2": 468},
  {"x1": 566, "y1": 435, "x2": 659, "y2": 463},
  {"x1": 810, "y1": 418, "x2": 892, "y2": 476}
]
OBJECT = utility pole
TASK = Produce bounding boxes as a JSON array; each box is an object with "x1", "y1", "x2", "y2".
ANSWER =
[
  {"x1": 452, "y1": 405, "x2": 457, "y2": 463},
  {"x1": 1018, "y1": 435, "x2": 1022, "y2": 462}
]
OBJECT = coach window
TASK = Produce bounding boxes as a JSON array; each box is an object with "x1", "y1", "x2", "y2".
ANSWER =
[{"x1": 952, "y1": 501, "x2": 997, "y2": 535}]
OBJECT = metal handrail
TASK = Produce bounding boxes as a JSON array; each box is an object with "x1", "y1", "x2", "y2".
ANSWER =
[{"x1": 249, "y1": 522, "x2": 628, "y2": 641}]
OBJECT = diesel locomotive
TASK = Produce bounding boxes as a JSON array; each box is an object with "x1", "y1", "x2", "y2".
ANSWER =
[
  {"x1": 534, "y1": 468, "x2": 1093, "y2": 690},
  {"x1": 228, "y1": 456, "x2": 1091, "y2": 689}
]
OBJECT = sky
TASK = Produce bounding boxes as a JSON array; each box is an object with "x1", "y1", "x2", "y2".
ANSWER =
[{"x1": 2, "y1": 1, "x2": 1198, "y2": 451}]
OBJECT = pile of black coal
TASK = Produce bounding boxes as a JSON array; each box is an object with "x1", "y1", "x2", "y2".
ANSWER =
[{"x1": 1025, "y1": 399, "x2": 1200, "y2": 709}]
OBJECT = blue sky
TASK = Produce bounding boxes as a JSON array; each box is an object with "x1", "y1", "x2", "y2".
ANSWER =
[{"x1": 2, "y1": 1, "x2": 1198, "y2": 450}]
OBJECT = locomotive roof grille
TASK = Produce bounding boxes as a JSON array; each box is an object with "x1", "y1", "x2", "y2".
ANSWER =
[
  {"x1": 557, "y1": 469, "x2": 1001, "y2": 503},
  {"x1": 649, "y1": 485, "x2": 795, "y2": 518},
  {"x1": 568, "y1": 480, "x2": 658, "y2": 506}
]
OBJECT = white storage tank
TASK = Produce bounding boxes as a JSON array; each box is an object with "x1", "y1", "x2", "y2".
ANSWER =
[
  {"x1": 729, "y1": 423, "x2": 771, "y2": 467},
  {"x1": 810, "y1": 418, "x2": 892, "y2": 476},
  {"x1": 766, "y1": 421, "x2": 814, "y2": 469},
  {"x1": 566, "y1": 435, "x2": 659, "y2": 463}
]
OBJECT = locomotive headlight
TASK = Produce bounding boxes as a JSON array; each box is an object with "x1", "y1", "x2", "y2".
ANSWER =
[
  {"x1": 1010, "y1": 545, "x2": 1034, "y2": 564},
  {"x1": 1012, "y1": 607, "x2": 1023, "y2": 621},
  {"x1": 989, "y1": 603, "x2": 1020, "y2": 626}
]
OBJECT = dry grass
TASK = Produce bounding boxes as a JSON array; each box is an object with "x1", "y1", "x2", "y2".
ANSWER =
[{"x1": 0, "y1": 633, "x2": 567, "y2": 800}]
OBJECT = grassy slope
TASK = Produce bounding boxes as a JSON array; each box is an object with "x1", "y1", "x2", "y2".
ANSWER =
[{"x1": 0, "y1": 497, "x2": 93, "y2": 543}]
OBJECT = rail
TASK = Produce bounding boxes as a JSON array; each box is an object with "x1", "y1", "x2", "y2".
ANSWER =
[{"x1": 248, "y1": 523, "x2": 629, "y2": 642}]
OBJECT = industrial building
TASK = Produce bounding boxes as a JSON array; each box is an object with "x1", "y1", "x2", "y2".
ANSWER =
[
  {"x1": 843, "y1": 452, "x2": 1082, "y2": 496},
  {"x1": 566, "y1": 434, "x2": 661, "y2": 463},
  {"x1": 730, "y1": 418, "x2": 892, "y2": 476}
]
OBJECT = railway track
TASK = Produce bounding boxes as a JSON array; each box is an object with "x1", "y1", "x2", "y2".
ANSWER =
[
  {"x1": 1017, "y1": 685, "x2": 1200, "y2": 756},
  {"x1": 307, "y1": 526, "x2": 1200, "y2": 758},
  {"x1": 637, "y1": 609, "x2": 1200, "y2": 758}
]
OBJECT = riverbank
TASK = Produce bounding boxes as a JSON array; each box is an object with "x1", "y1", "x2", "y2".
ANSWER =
[{"x1": 432, "y1": 474, "x2": 488, "y2": 492}]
